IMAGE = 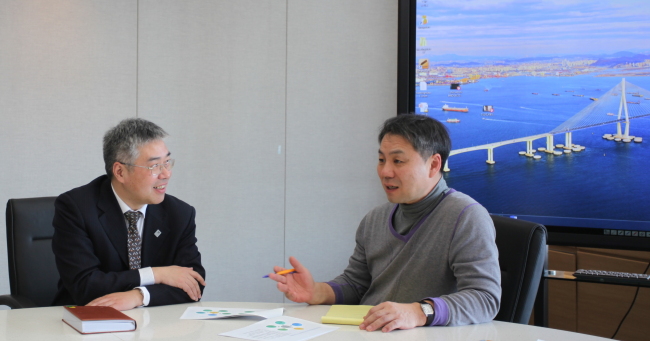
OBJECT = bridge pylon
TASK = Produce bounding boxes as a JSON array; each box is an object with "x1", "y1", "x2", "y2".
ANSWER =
[
  {"x1": 486, "y1": 148, "x2": 495, "y2": 165},
  {"x1": 545, "y1": 135, "x2": 554, "y2": 153},
  {"x1": 523, "y1": 140, "x2": 536, "y2": 157},
  {"x1": 610, "y1": 78, "x2": 635, "y2": 142},
  {"x1": 564, "y1": 132, "x2": 573, "y2": 152}
]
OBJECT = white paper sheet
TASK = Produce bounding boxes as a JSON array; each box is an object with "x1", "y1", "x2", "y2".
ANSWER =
[
  {"x1": 219, "y1": 316, "x2": 338, "y2": 341},
  {"x1": 180, "y1": 307, "x2": 284, "y2": 320}
]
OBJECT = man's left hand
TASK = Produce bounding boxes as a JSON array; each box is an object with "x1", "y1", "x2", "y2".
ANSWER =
[
  {"x1": 359, "y1": 302, "x2": 427, "y2": 332},
  {"x1": 86, "y1": 289, "x2": 143, "y2": 311}
]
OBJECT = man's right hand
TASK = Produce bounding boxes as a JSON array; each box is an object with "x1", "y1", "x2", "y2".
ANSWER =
[
  {"x1": 86, "y1": 289, "x2": 143, "y2": 311},
  {"x1": 267, "y1": 256, "x2": 335, "y2": 305},
  {"x1": 152, "y1": 266, "x2": 206, "y2": 301}
]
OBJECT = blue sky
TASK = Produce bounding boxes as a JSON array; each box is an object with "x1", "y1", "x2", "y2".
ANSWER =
[{"x1": 416, "y1": 0, "x2": 650, "y2": 57}]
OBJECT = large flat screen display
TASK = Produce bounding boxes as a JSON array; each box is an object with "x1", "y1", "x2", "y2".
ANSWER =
[{"x1": 404, "y1": 0, "x2": 650, "y2": 249}]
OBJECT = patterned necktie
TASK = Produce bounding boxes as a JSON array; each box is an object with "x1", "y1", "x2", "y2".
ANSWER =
[{"x1": 124, "y1": 210, "x2": 142, "y2": 270}]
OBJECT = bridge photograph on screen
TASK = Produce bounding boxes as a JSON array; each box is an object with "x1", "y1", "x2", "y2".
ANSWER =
[{"x1": 411, "y1": 0, "x2": 650, "y2": 247}]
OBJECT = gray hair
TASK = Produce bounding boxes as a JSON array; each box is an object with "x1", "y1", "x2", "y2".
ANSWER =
[
  {"x1": 378, "y1": 114, "x2": 451, "y2": 167},
  {"x1": 103, "y1": 118, "x2": 168, "y2": 178}
]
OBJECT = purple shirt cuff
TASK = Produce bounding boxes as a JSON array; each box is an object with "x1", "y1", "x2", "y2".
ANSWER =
[
  {"x1": 326, "y1": 281, "x2": 345, "y2": 304},
  {"x1": 427, "y1": 297, "x2": 449, "y2": 326}
]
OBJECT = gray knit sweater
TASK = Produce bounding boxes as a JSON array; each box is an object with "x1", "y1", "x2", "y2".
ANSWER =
[{"x1": 327, "y1": 186, "x2": 501, "y2": 326}]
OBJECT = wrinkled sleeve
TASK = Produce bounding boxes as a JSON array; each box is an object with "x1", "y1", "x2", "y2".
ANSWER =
[
  {"x1": 326, "y1": 217, "x2": 372, "y2": 304},
  {"x1": 52, "y1": 193, "x2": 141, "y2": 305},
  {"x1": 144, "y1": 207, "x2": 205, "y2": 306},
  {"x1": 439, "y1": 204, "x2": 501, "y2": 325}
]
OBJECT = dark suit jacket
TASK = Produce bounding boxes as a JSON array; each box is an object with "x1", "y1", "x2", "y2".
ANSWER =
[{"x1": 51, "y1": 175, "x2": 205, "y2": 306}]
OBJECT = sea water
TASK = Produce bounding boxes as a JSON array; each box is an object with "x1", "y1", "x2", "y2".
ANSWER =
[{"x1": 422, "y1": 73, "x2": 650, "y2": 223}]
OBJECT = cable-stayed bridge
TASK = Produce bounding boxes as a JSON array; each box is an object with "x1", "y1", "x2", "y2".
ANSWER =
[{"x1": 444, "y1": 79, "x2": 649, "y2": 172}]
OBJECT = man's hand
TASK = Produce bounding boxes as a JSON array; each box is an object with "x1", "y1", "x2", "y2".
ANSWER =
[
  {"x1": 152, "y1": 266, "x2": 206, "y2": 301},
  {"x1": 359, "y1": 302, "x2": 427, "y2": 332},
  {"x1": 267, "y1": 256, "x2": 334, "y2": 305},
  {"x1": 86, "y1": 289, "x2": 143, "y2": 311}
]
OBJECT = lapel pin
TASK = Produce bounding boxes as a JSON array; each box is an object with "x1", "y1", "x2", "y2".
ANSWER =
[{"x1": 154, "y1": 230, "x2": 162, "y2": 237}]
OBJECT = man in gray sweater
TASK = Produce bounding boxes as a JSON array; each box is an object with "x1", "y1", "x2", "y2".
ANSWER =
[{"x1": 268, "y1": 114, "x2": 500, "y2": 332}]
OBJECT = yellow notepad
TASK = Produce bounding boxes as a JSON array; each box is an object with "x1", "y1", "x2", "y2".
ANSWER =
[{"x1": 321, "y1": 305, "x2": 373, "y2": 325}]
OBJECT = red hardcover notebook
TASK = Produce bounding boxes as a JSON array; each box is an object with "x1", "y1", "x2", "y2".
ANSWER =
[{"x1": 62, "y1": 306, "x2": 137, "y2": 334}]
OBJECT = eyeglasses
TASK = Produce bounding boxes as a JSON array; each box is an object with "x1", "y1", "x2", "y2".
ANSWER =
[{"x1": 119, "y1": 159, "x2": 175, "y2": 177}]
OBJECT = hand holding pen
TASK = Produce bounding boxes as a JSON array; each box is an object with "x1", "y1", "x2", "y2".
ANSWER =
[{"x1": 265, "y1": 256, "x2": 325, "y2": 304}]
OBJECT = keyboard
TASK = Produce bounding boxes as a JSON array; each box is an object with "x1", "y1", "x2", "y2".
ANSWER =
[{"x1": 573, "y1": 269, "x2": 650, "y2": 286}]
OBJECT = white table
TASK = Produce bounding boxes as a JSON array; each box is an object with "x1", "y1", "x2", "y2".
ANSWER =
[{"x1": 0, "y1": 301, "x2": 613, "y2": 340}]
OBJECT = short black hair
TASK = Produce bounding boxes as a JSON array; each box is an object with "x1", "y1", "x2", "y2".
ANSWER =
[{"x1": 378, "y1": 114, "x2": 451, "y2": 166}]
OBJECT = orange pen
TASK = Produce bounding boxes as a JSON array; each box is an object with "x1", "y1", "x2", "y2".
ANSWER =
[{"x1": 262, "y1": 268, "x2": 296, "y2": 278}]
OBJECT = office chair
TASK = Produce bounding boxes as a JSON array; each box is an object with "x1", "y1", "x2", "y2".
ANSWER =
[
  {"x1": 0, "y1": 197, "x2": 59, "y2": 309},
  {"x1": 491, "y1": 215, "x2": 547, "y2": 324}
]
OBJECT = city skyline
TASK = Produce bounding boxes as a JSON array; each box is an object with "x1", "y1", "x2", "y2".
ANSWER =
[{"x1": 416, "y1": 0, "x2": 650, "y2": 58}]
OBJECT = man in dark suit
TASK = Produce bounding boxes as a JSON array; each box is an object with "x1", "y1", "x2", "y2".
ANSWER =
[{"x1": 52, "y1": 118, "x2": 206, "y2": 311}]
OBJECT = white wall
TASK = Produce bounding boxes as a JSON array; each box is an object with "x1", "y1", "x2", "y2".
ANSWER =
[
  {"x1": 137, "y1": 0, "x2": 289, "y2": 302},
  {"x1": 0, "y1": 0, "x2": 138, "y2": 305},
  {"x1": 285, "y1": 0, "x2": 396, "y2": 282},
  {"x1": 0, "y1": 0, "x2": 396, "y2": 303}
]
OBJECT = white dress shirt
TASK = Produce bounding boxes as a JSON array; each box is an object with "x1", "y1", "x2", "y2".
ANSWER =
[{"x1": 111, "y1": 185, "x2": 156, "y2": 306}]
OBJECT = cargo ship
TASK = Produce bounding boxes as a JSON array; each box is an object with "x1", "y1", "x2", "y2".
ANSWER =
[{"x1": 442, "y1": 104, "x2": 469, "y2": 113}]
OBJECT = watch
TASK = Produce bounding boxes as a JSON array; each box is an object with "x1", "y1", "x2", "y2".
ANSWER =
[
  {"x1": 134, "y1": 287, "x2": 145, "y2": 306},
  {"x1": 419, "y1": 300, "x2": 435, "y2": 326}
]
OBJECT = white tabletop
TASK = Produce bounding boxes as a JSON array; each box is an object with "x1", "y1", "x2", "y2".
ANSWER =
[{"x1": 0, "y1": 301, "x2": 612, "y2": 341}]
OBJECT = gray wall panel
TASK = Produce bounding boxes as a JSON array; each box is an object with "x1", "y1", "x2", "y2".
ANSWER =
[
  {"x1": 138, "y1": 0, "x2": 287, "y2": 302},
  {"x1": 0, "y1": 0, "x2": 399, "y2": 306},
  {"x1": 285, "y1": 0, "x2": 397, "y2": 284},
  {"x1": 0, "y1": 0, "x2": 137, "y2": 299}
]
